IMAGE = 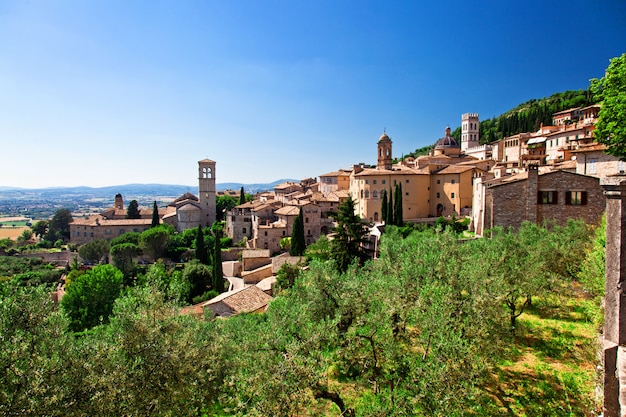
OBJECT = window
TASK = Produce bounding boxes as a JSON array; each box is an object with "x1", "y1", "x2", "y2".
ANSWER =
[
  {"x1": 437, "y1": 192, "x2": 440, "y2": 198},
  {"x1": 373, "y1": 190, "x2": 378, "y2": 198},
  {"x1": 264, "y1": 231, "x2": 268, "y2": 236},
  {"x1": 365, "y1": 190, "x2": 370, "y2": 198},
  {"x1": 373, "y1": 180, "x2": 377, "y2": 184},
  {"x1": 406, "y1": 179, "x2": 409, "y2": 183},
  {"x1": 451, "y1": 179, "x2": 455, "y2": 184},
  {"x1": 382, "y1": 180, "x2": 386, "y2": 185},
  {"x1": 589, "y1": 158, "x2": 598, "y2": 174},
  {"x1": 242, "y1": 228, "x2": 246, "y2": 233},
  {"x1": 566, "y1": 191, "x2": 587, "y2": 205},
  {"x1": 366, "y1": 180, "x2": 369, "y2": 184},
  {"x1": 538, "y1": 191, "x2": 558, "y2": 204},
  {"x1": 451, "y1": 192, "x2": 455, "y2": 198},
  {"x1": 437, "y1": 179, "x2": 441, "y2": 184},
  {"x1": 305, "y1": 217, "x2": 309, "y2": 223}
]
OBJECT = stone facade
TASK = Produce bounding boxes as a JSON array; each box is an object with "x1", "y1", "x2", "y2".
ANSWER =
[{"x1": 477, "y1": 167, "x2": 605, "y2": 235}]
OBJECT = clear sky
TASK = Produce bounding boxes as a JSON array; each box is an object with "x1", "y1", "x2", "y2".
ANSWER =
[{"x1": 1, "y1": 0, "x2": 625, "y2": 189}]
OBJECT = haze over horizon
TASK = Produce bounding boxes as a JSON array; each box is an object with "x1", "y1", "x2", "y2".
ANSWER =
[{"x1": 1, "y1": 1, "x2": 625, "y2": 189}]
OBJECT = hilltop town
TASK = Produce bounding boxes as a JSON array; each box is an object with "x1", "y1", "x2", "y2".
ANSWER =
[{"x1": 69, "y1": 105, "x2": 610, "y2": 255}]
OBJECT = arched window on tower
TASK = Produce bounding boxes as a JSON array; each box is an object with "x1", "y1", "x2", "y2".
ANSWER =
[{"x1": 203, "y1": 167, "x2": 212, "y2": 178}]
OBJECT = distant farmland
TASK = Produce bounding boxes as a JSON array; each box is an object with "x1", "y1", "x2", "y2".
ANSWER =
[
  {"x1": 0, "y1": 226, "x2": 28, "y2": 240},
  {"x1": 0, "y1": 216, "x2": 31, "y2": 240}
]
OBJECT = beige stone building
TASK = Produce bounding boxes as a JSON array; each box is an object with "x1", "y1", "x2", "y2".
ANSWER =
[
  {"x1": 71, "y1": 159, "x2": 218, "y2": 244},
  {"x1": 350, "y1": 129, "x2": 485, "y2": 222}
]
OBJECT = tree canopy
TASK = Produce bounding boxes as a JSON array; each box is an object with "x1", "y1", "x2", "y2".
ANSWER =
[
  {"x1": 60, "y1": 264, "x2": 123, "y2": 332},
  {"x1": 592, "y1": 53, "x2": 626, "y2": 159},
  {"x1": 290, "y1": 207, "x2": 306, "y2": 256},
  {"x1": 126, "y1": 200, "x2": 140, "y2": 219},
  {"x1": 46, "y1": 208, "x2": 72, "y2": 242}
]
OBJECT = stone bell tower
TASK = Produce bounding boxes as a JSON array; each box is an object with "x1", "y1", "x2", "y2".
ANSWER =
[
  {"x1": 377, "y1": 131, "x2": 393, "y2": 170},
  {"x1": 198, "y1": 159, "x2": 216, "y2": 227},
  {"x1": 461, "y1": 113, "x2": 480, "y2": 152}
]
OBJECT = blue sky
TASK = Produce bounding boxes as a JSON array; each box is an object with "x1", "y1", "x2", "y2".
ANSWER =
[{"x1": 1, "y1": 0, "x2": 625, "y2": 188}]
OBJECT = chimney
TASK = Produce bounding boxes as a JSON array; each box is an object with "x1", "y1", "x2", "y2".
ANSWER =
[{"x1": 526, "y1": 165, "x2": 538, "y2": 223}]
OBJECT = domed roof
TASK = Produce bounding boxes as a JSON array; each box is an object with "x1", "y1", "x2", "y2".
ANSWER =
[
  {"x1": 435, "y1": 127, "x2": 459, "y2": 149},
  {"x1": 378, "y1": 132, "x2": 391, "y2": 143}
]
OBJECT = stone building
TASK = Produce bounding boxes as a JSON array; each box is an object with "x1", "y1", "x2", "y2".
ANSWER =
[
  {"x1": 474, "y1": 165, "x2": 605, "y2": 236},
  {"x1": 350, "y1": 128, "x2": 485, "y2": 222},
  {"x1": 71, "y1": 159, "x2": 217, "y2": 244}
]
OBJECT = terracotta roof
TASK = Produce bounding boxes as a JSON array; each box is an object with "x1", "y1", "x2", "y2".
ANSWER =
[
  {"x1": 167, "y1": 193, "x2": 199, "y2": 208},
  {"x1": 71, "y1": 215, "x2": 153, "y2": 226},
  {"x1": 198, "y1": 158, "x2": 216, "y2": 163},
  {"x1": 275, "y1": 205, "x2": 300, "y2": 216},
  {"x1": 354, "y1": 165, "x2": 424, "y2": 177},
  {"x1": 435, "y1": 165, "x2": 477, "y2": 175},
  {"x1": 203, "y1": 286, "x2": 272, "y2": 315}
]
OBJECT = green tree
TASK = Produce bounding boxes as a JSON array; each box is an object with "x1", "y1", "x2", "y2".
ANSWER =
[
  {"x1": 330, "y1": 197, "x2": 368, "y2": 272},
  {"x1": 139, "y1": 225, "x2": 172, "y2": 262},
  {"x1": 61, "y1": 264, "x2": 123, "y2": 332},
  {"x1": 212, "y1": 224, "x2": 225, "y2": 293},
  {"x1": 78, "y1": 239, "x2": 110, "y2": 264},
  {"x1": 216, "y1": 195, "x2": 237, "y2": 221},
  {"x1": 17, "y1": 229, "x2": 33, "y2": 243},
  {"x1": 46, "y1": 208, "x2": 72, "y2": 242},
  {"x1": 183, "y1": 259, "x2": 212, "y2": 302},
  {"x1": 274, "y1": 262, "x2": 301, "y2": 292},
  {"x1": 194, "y1": 225, "x2": 208, "y2": 264},
  {"x1": 290, "y1": 207, "x2": 306, "y2": 256},
  {"x1": 110, "y1": 242, "x2": 141, "y2": 282},
  {"x1": 110, "y1": 231, "x2": 141, "y2": 246},
  {"x1": 151, "y1": 201, "x2": 159, "y2": 227},
  {"x1": 126, "y1": 200, "x2": 140, "y2": 219},
  {"x1": 592, "y1": 53, "x2": 626, "y2": 159},
  {"x1": 30, "y1": 220, "x2": 48, "y2": 239},
  {"x1": 380, "y1": 189, "x2": 388, "y2": 224},
  {"x1": 0, "y1": 283, "x2": 75, "y2": 416},
  {"x1": 239, "y1": 186, "x2": 246, "y2": 205},
  {"x1": 387, "y1": 186, "x2": 394, "y2": 225},
  {"x1": 394, "y1": 183, "x2": 403, "y2": 226}
]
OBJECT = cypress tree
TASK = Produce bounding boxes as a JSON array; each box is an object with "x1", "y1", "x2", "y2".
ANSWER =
[
  {"x1": 290, "y1": 207, "x2": 306, "y2": 256},
  {"x1": 212, "y1": 225, "x2": 224, "y2": 293},
  {"x1": 394, "y1": 183, "x2": 403, "y2": 226},
  {"x1": 239, "y1": 186, "x2": 246, "y2": 205},
  {"x1": 387, "y1": 186, "x2": 394, "y2": 225},
  {"x1": 151, "y1": 201, "x2": 159, "y2": 228},
  {"x1": 195, "y1": 225, "x2": 208, "y2": 265},
  {"x1": 381, "y1": 189, "x2": 388, "y2": 224}
]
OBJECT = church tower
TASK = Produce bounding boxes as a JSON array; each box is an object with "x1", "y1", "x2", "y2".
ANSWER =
[
  {"x1": 377, "y1": 132, "x2": 393, "y2": 170},
  {"x1": 114, "y1": 193, "x2": 124, "y2": 210},
  {"x1": 198, "y1": 159, "x2": 217, "y2": 227},
  {"x1": 461, "y1": 113, "x2": 480, "y2": 152}
]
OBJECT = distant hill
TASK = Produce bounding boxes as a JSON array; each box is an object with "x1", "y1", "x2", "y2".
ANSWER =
[{"x1": 0, "y1": 179, "x2": 298, "y2": 199}]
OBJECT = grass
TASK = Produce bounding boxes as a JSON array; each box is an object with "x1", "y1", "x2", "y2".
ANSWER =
[{"x1": 473, "y1": 285, "x2": 601, "y2": 416}]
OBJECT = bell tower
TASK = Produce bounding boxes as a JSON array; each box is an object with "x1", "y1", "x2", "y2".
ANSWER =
[
  {"x1": 461, "y1": 113, "x2": 480, "y2": 152},
  {"x1": 198, "y1": 159, "x2": 217, "y2": 227},
  {"x1": 377, "y1": 132, "x2": 393, "y2": 170}
]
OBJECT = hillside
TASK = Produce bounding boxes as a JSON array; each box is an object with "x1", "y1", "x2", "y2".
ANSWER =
[{"x1": 407, "y1": 89, "x2": 599, "y2": 158}]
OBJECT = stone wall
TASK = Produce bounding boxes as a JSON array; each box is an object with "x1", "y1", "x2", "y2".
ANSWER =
[{"x1": 487, "y1": 170, "x2": 605, "y2": 232}]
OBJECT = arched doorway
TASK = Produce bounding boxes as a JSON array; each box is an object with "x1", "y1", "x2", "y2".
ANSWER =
[{"x1": 436, "y1": 203, "x2": 444, "y2": 217}]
